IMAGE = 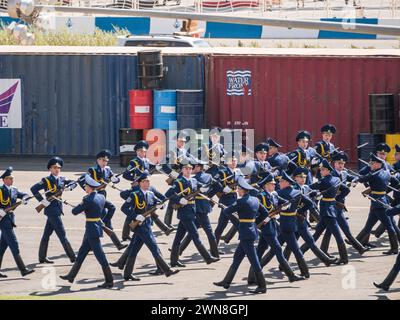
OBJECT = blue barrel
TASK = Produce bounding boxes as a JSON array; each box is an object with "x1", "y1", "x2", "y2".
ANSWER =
[
  {"x1": 153, "y1": 90, "x2": 177, "y2": 130},
  {"x1": 176, "y1": 90, "x2": 204, "y2": 130}
]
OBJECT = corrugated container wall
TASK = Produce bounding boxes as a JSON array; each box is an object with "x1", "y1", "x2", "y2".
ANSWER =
[
  {"x1": 205, "y1": 55, "x2": 400, "y2": 163},
  {"x1": 0, "y1": 54, "x2": 204, "y2": 156}
]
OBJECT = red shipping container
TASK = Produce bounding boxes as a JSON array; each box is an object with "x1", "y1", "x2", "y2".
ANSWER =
[
  {"x1": 205, "y1": 53, "x2": 400, "y2": 165},
  {"x1": 129, "y1": 89, "x2": 153, "y2": 129}
]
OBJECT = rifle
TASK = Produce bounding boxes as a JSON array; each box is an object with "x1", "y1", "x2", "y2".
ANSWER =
[
  {"x1": 0, "y1": 196, "x2": 35, "y2": 221},
  {"x1": 362, "y1": 192, "x2": 392, "y2": 209},
  {"x1": 128, "y1": 188, "x2": 190, "y2": 231},
  {"x1": 35, "y1": 180, "x2": 78, "y2": 213}
]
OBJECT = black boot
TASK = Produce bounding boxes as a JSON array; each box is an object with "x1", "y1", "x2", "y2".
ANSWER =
[
  {"x1": 122, "y1": 220, "x2": 131, "y2": 242},
  {"x1": 357, "y1": 229, "x2": 377, "y2": 248},
  {"x1": 109, "y1": 231, "x2": 128, "y2": 251},
  {"x1": 154, "y1": 255, "x2": 179, "y2": 277},
  {"x1": 373, "y1": 265, "x2": 399, "y2": 292},
  {"x1": 213, "y1": 266, "x2": 236, "y2": 289},
  {"x1": 209, "y1": 239, "x2": 220, "y2": 259},
  {"x1": 283, "y1": 246, "x2": 292, "y2": 261},
  {"x1": 179, "y1": 234, "x2": 192, "y2": 256},
  {"x1": 320, "y1": 232, "x2": 334, "y2": 258},
  {"x1": 259, "y1": 250, "x2": 275, "y2": 269},
  {"x1": 336, "y1": 242, "x2": 349, "y2": 265},
  {"x1": 38, "y1": 240, "x2": 53, "y2": 264},
  {"x1": 170, "y1": 244, "x2": 186, "y2": 268},
  {"x1": 98, "y1": 265, "x2": 114, "y2": 288},
  {"x1": 62, "y1": 241, "x2": 76, "y2": 263},
  {"x1": 223, "y1": 225, "x2": 238, "y2": 244},
  {"x1": 300, "y1": 242, "x2": 311, "y2": 254},
  {"x1": 249, "y1": 271, "x2": 266, "y2": 294},
  {"x1": 60, "y1": 261, "x2": 82, "y2": 283},
  {"x1": 247, "y1": 266, "x2": 256, "y2": 285},
  {"x1": 163, "y1": 204, "x2": 174, "y2": 227},
  {"x1": 280, "y1": 259, "x2": 305, "y2": 282},
  {"x1": 372, "y1": 223, "x2": 386, "y2": 239},
  {"x1": 295, "y1": 255, "x2": 310, "y2": 279},
  {"x1": 0, "y1": 255, "x2": 7, "y2": 278},
  {"x1": 153, "y1": 216, "x2": 175, "y2": 236},
  {"x1": 347, "y1": 235, "x2": 369, "y2": 255},
  {"x1": 383, "y1": 232, "x2": 399, "y2": 255},
  {"x1": 196, "y1": 242, "x2": 220, "y2": 265},
  {"x1": 124, "y1": 256, "x2": 140, "y2": 281},
  {"x1": 15, "y1": 255, "x2": 35, "y2": 277},
  {"x1": 110, "y1": 246, "x2": 129, "y2": 270},
  {"x1": 149, "y1": 263, "x2": 164, "y2": 276},
  {"x1": 311, "y1": 245, "x2": 338, "y2": 267}
]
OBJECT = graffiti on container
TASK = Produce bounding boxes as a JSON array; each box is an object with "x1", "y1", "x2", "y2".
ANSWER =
[{"x1": 226, "y1": 70, "x2": 252, "y2": 96}]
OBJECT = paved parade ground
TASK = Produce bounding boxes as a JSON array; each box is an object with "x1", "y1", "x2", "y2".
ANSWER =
[{"x1": 0, "y1": 158, "x2": 399, "y2": 300}]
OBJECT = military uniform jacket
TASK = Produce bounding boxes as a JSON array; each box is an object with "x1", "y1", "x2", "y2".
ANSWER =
[
  {"x1": 309, "y1": 175, "x2": 342, "y2": 217},
  {"x1": 0, "y1": 185, "x2": 27, "y2": 229},
  {"x1": 161, "y1": 147, "x2": 193, "y2": 175},
  {"x1": 222, "y1": 193, "x2": 268, "y2": 241},
  {"x1": 267, "y1": 152, "x2": 289, "y2": 172},
  {"x1": 87, "y1": 164, "x2": 115, "y2": 197},
  {"x1": 393, "y1": 160, "x2": 400, "y2": 172},
  {"x1": 72, "y1": 191, "x2": 106, "y2": 238},
  {"x1": 358, "y1": 169, "x2": 399, "y2": 210},
  {"x1": 123, "y1": 156, "x2": 156, "y2": 181},
  {"x1": 314, "y1": 140, "x2": 336, "y2": 160},
  {"x1": 277, "y1": 186, "x2": 312, "y2": 232},
  {"x1": 286, "y1": 147, "x2": 316, "y2": 183},
  {"x1": 165, "y1": 176, "x2": 198, "y2": 220},
  {"x1": 121, "y1": 189, "x2": 159, "y2": 229},
  {"x1": 120, "y1": 185, "x2": 166, "y2": 202},
  {"x1": 256, "y1": 191, "x2": 286, "y2": 236},
  {"x1": 293, "y1": 184, "x2": 319, "y2": 217},
  {"x1": 249, "y1": 159, "x2": 274, "y2": 184},
  {"x1": 31, "y1": 175, "x2": 73, "y2": 217},
  {"x1": 331, "y1": 169, "x2": 354, "y2": 204},
  {"x1": 193, "y1": 171, "x2": 213, "y2": 214},
  {"x1": 213, "y1": 167, "x2": 242, "y2": 206}
]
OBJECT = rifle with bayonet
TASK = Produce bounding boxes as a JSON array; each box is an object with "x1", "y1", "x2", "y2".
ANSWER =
[
  {"x1": 35, "y1": 180, "x2": 79, "y2": 213},
  {"x1": 0, "y1": 196, "x2": 35, "y2": 222}
]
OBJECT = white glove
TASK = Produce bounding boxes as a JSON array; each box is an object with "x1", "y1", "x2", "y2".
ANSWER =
[
  {"x1": 316, "y1": 193, "x2": 323, "y2": 201},
  {"x1": 311, "y1": 158, "x2": 319, "y2": 166},
  {"x1": 22, "y1": 195, "x2": 29, "y2": 205},
  {"x1": 223, "y1": 186, "x2": 232, "y2": 194},
  {"x1": 156, "y1": 164, "x2": 163, "y2": 172},
  {"x1": 179, "y1": 198, "x2": 189, "y2": 206},
  {"x1": 200, "y1": 186, "x2": 209, "y2": 193},
  {"x1": 281, "y1": 203, "x2": 290, "y2": 210},
  {"x1": 203, "y1": 164, "x2": 210, "y2": 171},
  {"x1": 135, "y1": 214, "x2": 145, "y2": 222},
  {"x1": 67, "y1": 181, "x2": 78, "y2": 191},
  {"x1": 41, "y1": 199, "x2": 51, "y2": 207},
  {"x1": 0, "y1": 209, "x2": 6, "y2": 217},
  {"x1": 170, "y1": 171, "x2": 179, "y2": 179},
  {"x1": 111, "y1": 176, "x2": 120, "y2": 184}
]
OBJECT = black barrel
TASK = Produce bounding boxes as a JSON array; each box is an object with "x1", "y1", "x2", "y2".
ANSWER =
[
  {"x1": 369, "y1": 93, "x2": 395, "y2": 134},
  {"x1": 176, "y1": 90, "x2": 204, "y2": 130},
  {"x1": 119, "y1": 128, "x2": 143, "y2": 167},
  {"x1": 357, "y1": 133, "x2": 384, "y2": 170},
  {"x1": 137, "y1": 50, "x2": 163, "y2": 90}
]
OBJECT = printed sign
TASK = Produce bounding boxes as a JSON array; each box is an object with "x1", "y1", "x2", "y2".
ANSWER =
[
  {"x1": 0, "y1": 79, "x2": 22, "y2": 128},
  {"x1": 226, "y1": 70, "x2": 252, "y2": 96}
]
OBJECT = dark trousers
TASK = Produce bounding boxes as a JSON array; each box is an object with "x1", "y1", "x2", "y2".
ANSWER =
[
  {"x1": 41, "y1": 215, "x2": 68, "y2": 244},
  {"x1": 0, "y1": 227, "x2": 20, "y2": 257},
  {"x1": 128, "y1": 225, "x2": 161, "y2": 258},
  {"x1": 257, "y1": 233, "x2": 286, "y2": 266},
  {"x1": 231, "y1": 240, "x2": 262, "y2": 272},
  {"x1": 75, "y1": 235, "x2": 108, "y2": 267},
  {"x1": 214, "y1": 209, "x2": 239, "y2": 241},
  {"x1": 102, "y1": 201, "x2": 116, "y2": 230},
  {"x1": 171, "y1": 217, "x2": 206, "y2": 253}
]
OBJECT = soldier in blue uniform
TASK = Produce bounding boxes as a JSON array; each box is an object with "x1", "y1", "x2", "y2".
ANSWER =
[
  {"x1": 266, "y1": 137, "x2": 289, "y2": 173},
  {"x1": 393, "y1": 144, "x2": 400, "y2": 172},
  {"x1": 78, "y1": 150, "x2": 126, "y2": 250},
  {"x1": 0, "y1": 168, "x2": 34, "y2": 278},
  {"x1": 31, "y1": 157, "x2": 77, "y2": 264},
  {"x1": 166, "y1": 162, "x2": 220, "y2": 267},
  {"x1": 120, "y1": 172, "x2": 179, "y2": 281},
  {"x1": 248, "y1": 143, "x2": 275, "y2": 185},
  {"x1": 247, "y1": 174, "x2": 305, "y2": 285},
  {"x1": 307, "y1": 159, "x2": 349, "y2": 264},
  {"x1": 316, "y1": 152, "x2": 368, "y2": 256},
  {"x1": 287, "y1": 130, "x2": 319, "y2": 185},
  {"x1": 314, "y1": 124, "x2": 337, "y2": 161},
  {"x1": 177, "y1": 159, "x2": 220, "y2": 259},
  {"x1": 199, "y1": 127, "x2": 226, "y2": 176},
  {"x1": 283, "y1": 167, "x2": 339, "y2": 266},
  {"x1": 213, "y1": 177, "x2": 267, "y2": 294},
  {"x1": 355, "y1": 153, "x2": 400, "y2": 255},
  {"x1": 60, "y1": 175, "x2": 114, "y2": 288},
  {"x1": 373, "y1": 204, "x2": 400, "y2": 291},
  {"x1": 212, "y1": 154, "x2": 243, "y2": 245}
]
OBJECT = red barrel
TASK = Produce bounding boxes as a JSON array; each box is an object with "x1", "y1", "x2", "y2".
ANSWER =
[{"x1": 129, "y1": 89, "x2": 153, "y2": 129}]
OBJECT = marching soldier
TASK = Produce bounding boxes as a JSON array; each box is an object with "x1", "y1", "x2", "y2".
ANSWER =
[
  {"x1": 287, "y1": 130, "x2": 319, "y2": 185},
  {"x1": 355, "y1": 153, "x2": 400, "y2": 255},
  {"x1": 120, "y1": 171, "x2": 179, "y2": 281},
  {"x1": 213, "y1": 177, "x2": 268, "y2": 294},
  {"x1": 177, "y1": 159, "x2": 220, "y2": 259},
  {"x1": 266, "y1": 137, "x2": 289, "y2": 173},
  {"x1": 166, "y1": 162, "x2": 220, "y2": 267},
  {"x1": 0, "y1": 167, "x2": 34, "y2": 277},
  {"x1": 60, "y1": 175, "x2": 114, "y2": 288},
  {"x1": 314, "y1": 124, "x2": 338, "y2": 161},
  {"x1": 247, "y1": 174, "x2": 305, "y2": 285},
  {"x1": 31, "y1": 157, "x2": 77, "y2": 264},
  {"x1": 249, "y1": 143, "x2": 274, "y2": 185},
  {"x1": 393, "y1": 144, "x2": 400, "y2": 172},
  {"x1": 199, "y1": 126, "x2": 226, "y2": 176},
  {"x1": 213, "y1": 154, "x2": 243, "y2": 245},
  {"x1": 79, "y1": 150, "x2": 126, "y2": 250}
]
